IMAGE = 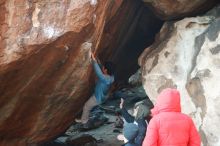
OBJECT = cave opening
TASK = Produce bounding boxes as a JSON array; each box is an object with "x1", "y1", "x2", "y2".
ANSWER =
[{"x1": 98, "y1": 0, "x2": 163, "y2": 84}]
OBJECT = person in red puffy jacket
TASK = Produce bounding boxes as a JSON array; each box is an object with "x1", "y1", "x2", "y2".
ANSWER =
[{"x1": 142, "y1": 88, "x2": 201, "y2": 146}]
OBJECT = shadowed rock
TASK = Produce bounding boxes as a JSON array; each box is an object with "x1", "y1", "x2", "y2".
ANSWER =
[{"x1": 143, "y1": 0, "x2": 219, "y2": 20}]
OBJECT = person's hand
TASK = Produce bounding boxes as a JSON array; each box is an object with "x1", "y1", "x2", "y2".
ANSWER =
[
  {"x1": 117, "y1": 134, "x2": 125, "y2": 141},
  {"x1": 91, "y1": 52, "x2": 96, "y2": 61},
  {"x1": 120, "y1": 98, "x2": 124, "y2": 109}
]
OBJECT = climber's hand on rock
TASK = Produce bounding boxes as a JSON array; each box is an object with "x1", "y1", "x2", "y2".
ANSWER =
[{"x1": 91, "y1": 52, "x2": 96, "y2": 61}]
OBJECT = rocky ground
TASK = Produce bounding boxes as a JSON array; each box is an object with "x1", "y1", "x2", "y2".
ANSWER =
[
  {"x1": 45, "y1": 103, "x2": 124, "y2": 146},
  {"x1": 66, "y1": 114, "x2": 124, "y2": 146},
  {"x1": 42, "y1": 85, "x2": 152, "y2": 146}
]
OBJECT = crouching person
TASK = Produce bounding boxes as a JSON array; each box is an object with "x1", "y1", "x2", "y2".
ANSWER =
[
  {"x1": 122, "y1": 123, "x2": 139, "y2": 146},
  {"x1": 118, "y1": 98, "x2": 152, "y2": 146}
]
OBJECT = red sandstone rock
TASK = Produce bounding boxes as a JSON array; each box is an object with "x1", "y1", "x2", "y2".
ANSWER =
[
  {"x1": 0, "y1": 0, "x2": 124, "y2": 145},
  {"x1": 143, "y1": 0, "x2": 219, "y2": 20}
]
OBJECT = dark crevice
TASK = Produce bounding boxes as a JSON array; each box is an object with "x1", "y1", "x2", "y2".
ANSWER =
[{"x1": 100, "y1": 0, "x2": 163, "y2": 83}]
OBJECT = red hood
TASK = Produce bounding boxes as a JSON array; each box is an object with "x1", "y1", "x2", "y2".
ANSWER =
[{"x1": 151, "y1": 88, "x2": 181, "y2": 116}]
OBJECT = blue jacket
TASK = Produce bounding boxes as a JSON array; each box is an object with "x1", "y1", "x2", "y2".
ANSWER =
[
  {"x1": 121, "y1": 107, "x2": 147, "y2": 146},
  {"x1": 92, "y1": 60, "x2": 114, "y2": 104}
]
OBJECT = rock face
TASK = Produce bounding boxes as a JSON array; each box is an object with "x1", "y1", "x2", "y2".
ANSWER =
[
  {"x1": 143, "y1": 0, "x2": 219, "y2": 20},
  {"x1": 0, "y1": 0, "x2": 110, "y2": 145},
  {"x1": 0, "y1": 0, "x2": 142, "y2": 145},
  {"x1": 139, "y1": 6, "x2": 220, "y2": 146}
]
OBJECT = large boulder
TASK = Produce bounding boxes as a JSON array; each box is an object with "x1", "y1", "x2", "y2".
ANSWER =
[
  {"x1": 143, "y1": 0, "x2": 219, "y2": 20},
  {"x1": 0, "y1": 0, "x2": 120, "y2": 145},
  {"x1": 139, "y1": 6, "x2": 220, "y2": 146}
]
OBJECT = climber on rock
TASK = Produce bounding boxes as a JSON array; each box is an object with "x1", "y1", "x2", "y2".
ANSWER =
[{"x1": 75, "y1": 52, "x2": 115, "y2": 126}]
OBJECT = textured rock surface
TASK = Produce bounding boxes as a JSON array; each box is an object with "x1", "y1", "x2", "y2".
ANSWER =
[
  {"x1": 128, "y1": 69, "x2": 142, "y2": 86},
  {"x1": 139, "y1": 6, "x2": 220, "y2": 146},
  {"x1": 143, "y1": 0, "x2": 219, "y2": 20}
]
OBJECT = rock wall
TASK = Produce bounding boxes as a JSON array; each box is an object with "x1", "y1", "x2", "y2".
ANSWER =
[
  {"x1": 143, "y1": 0, "x2": 219, "y2": 20},
  {"x1": 139, "y1": 6, "x2": 220, "y2": 146},
  {"x1": 0, "y1": 0, "x2": 153, "y2": 145}
]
